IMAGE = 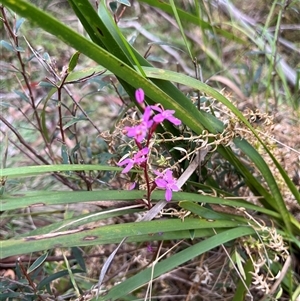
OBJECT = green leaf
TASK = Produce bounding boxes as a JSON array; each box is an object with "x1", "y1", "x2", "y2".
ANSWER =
[
  {"x1": 117, "y1": 0, "x2": 131, "y2": 6},
  {"x1": 15, "y1": 17, "x2": 25, "y2": 33},
  {"x1": 0, "y1": 39, "x2": 15, "y2": 52},
  {"x1": 13, "y1": 89, "x2": 29, "y2": 102},
  {"x1": 17, "y1": 207, "x2": 143, "y2": 238},
  {"x1": 169, "y1": 0, "x2": 193, "y2": 60},
  {"x1": 36, "y1": 269, "x2": 84, "y2": 290},
  {"x1": 68, "y1": 51, "x2": 80, "y2": 72},
  {"x1": 63, "y1": 116, "x2": 88, "y2": 130},
  {"x1": 0, "y1": 218, "x2": 244, "y2": 258},
  {"x1": 179, "y1": 200, "x2": 243, "y2": 221},
  {"x1": 232, "y1": 258, "x2": 254, "y2": 301},
  {"x1": 27, "y1": 252, "x2": 48, "y2": 274},
  {"x1": 61, "y1": 144, "x2": 70, "y2": 166},
  {"x1": 0, "y1": 190, "x2": 280, "y2": 216},
  {"x1": 62, "y1": 252, "x2": 80, "y2": 296},
  {"x1": 0, "y1": 164, "x2": 122, "y2": 178},
  {"x1": 109, "y1": 1, "x2": 118, "y2": 13},
  {"x1": 66, "y1": 65, "x2": 106, "y2": 83},
  {"x1": 40, "y1": 109, "x2": 50, "y2": 142},
  {"x1": 71, "y1": 247, "x2": 86, "y2": 272},
  {"x1": 235, "y1": 139, "x2": 294, "y2": 233}
]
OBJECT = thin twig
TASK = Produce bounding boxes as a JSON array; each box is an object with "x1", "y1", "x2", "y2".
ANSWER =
[{"x1": 1, "y1": 7, "x2": 55, "y2": 160}]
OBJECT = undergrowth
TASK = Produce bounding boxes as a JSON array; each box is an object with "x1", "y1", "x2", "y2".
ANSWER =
[{"x1": 0, "y1": 1, "x2": 300, "y2": 300}]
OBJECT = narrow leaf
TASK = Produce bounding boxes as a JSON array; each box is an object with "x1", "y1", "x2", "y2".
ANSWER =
[
  {"x1": 0, "y1": 40, "x2": 15, "y2": 52},
  {"x1": 27, "y1": 252, "x2": 49, "y2": 274},
  {"x1": 36, "y1": 269, "x2": 83, "y2": 290},
  {"x1": 15, "y1": 17, "x2": 25, "y2": 34},
  {"x1": 68, "y1": 51, "x2": 80, "y2": 72}
]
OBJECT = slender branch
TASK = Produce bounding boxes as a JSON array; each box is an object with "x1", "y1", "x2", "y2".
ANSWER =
[
  {"x1": 17, "y1": 258, "x2": 45, "y2": 301},
  {"x1": 56, "y1": 68, "x2": 69, "y2": 144},
  {"x1": 1, "y1": 7, "x2": 55, "y2": 161},
  {"x1": 0, "y1": 116, "x2": 79, "y2": 190},
  {"x1": 0, "y1": 115, "x2": 50, "y2": 165},
  {"x1": 0, "y1": 129, "x2": 40, "y2": 165}
]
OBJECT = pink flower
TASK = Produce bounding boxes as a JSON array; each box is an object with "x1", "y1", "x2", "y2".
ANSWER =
[
  {"x1": 151, "y1": 105, "x2": 181, "y2": 126},
  {"x1": 147, "y1": 242, "x2": 153, "y2": 253},
  {"x1": 135, "y1": 88, "x2": 145, "y2": 104},
  {"x1": 117, "y1": 147, "x2": 149, "y2": 173},
  {"x1": 129, "y1": 182, "x2": 136, "y2": 190},
  {"x1": 154, "y1": 169, "x2": 179, "y2": 201},
  {"x1": 125, "y1": 106, "x2": 153, "y2": 143}
]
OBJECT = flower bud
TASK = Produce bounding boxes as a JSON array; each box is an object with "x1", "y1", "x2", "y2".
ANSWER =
[{"x1": 135, "y1": 88, "x2": 145, "y2": 104}]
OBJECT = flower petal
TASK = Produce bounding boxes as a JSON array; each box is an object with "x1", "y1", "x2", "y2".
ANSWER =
[
  {"x1": 167, "y1": 115, "x2": 181, "y2": 125},
  {"x1": 155, "y1": 178, "x2": 167, "y2": 188},
  {"x1": 165, "y1": 189, "x2": 172, "y2": 201},
  {"x1": 122, "y1": 162, "x2": 134, "y2": 173}
]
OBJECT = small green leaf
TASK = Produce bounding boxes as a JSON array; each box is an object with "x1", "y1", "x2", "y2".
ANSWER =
[
  {"x1": 0, "y1": 102, "x2": 18, "y2": 108},
  {"x1": 109, "y1": 1, "x2": 118, "y2": 12},
  {"x1": 61, "y1": 144, "x2": 70, "y2": 165},
  {"x1": 71, "y1": 247, "x2": 86, "y2": 272},
  {"x1": 36, "y1": 269, "x2": 83, "y2": 290},
  {"x1": 63, "y1": 117, "x2": 87, "y2": 130},
  {"x1": 43, "y1": 52, "x2": 52, "y2": 64},
  {"x1": 233, "y1": 249, "x2": 246, "y2": 280},
  {"x1": 147, "y1": 54, "x2": 168, "y2": 63},
  {"x1": 40, "y1": 109, "x2": 50, "y2": 142},
  {"x1": 275, "y1": 287, "x2": 283, "y2": 300},
  {"x1": 13, "y1": 90, "x2": 29, "y2": 102},
  {"x1": 15, "y1": 17, "x2": 25, "y2": 34},
  {"x1": 68, "y1": 51, "x2": 80, "y2": 72},
  {"x1": 117, "y1": 0, "x2": 131, "y2": 6},
  {"x1": 15, "y1": 46, "x2": 24, "y2": 52},
  {"x1": 27, "y1": 252, "x2": 48, "y2": 274},
  {"x1": 189, "y1": 229, "x2": 195, "y2": 240},
  {"x1": 0, "y1": 40, "x2": 15, "y2": 52},
  {"x1": 66, "y1": 65, "x2": 106, "y2": 83},
  {"x1": 62, "y1": 252, "x2": 80, "y2": 296},
  {"x1": 39, "y1": 81, "x2": 56, "y2": 88}
]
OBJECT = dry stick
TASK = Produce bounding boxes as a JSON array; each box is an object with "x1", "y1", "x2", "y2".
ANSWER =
[
  {"x1": 96, "y1": 147, "x2": 210, "y2": 296},
  {"x1": 17, "y1": 258, "x2": 45, "y2": 301}
]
